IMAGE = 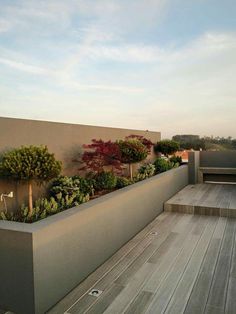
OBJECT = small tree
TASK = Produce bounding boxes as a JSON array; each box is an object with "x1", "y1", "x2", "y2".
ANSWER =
[
  {"x1": 117, "y1": 139, "x2": 148, "y2": 179},
  {"x1": 154, "y1": 140, "x2": 180, "y2": 157},
  {"x1": 125, "y1": 135, "x2": 154, "y2": 153},
  {"x1": 81, "y1": 139, "x2": 122, "y2": 174},
  {"x1": 0, "y1": 145, "x2": 62, "y2": 216}
]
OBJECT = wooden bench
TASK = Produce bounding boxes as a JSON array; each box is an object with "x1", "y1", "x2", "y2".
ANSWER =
[{"x1": 198, "y1": 167, "x2": 236, "y2": 183}]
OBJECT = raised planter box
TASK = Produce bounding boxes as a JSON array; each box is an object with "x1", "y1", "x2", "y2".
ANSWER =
[{"x1": 0, "y1": 165, "x2": 188, "y2": 314}]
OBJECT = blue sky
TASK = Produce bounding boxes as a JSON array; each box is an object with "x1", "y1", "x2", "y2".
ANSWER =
[{"x1": 0, "y1": 0, "x2": 236, "y2": 138}]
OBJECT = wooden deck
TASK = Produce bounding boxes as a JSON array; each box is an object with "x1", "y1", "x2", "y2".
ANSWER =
[
  {"x1": 46, "y1": 211, "x2": 236, "y2": 314},
  {"x1": 165, "y1": 184, "x2": 236, "y2": 217}
]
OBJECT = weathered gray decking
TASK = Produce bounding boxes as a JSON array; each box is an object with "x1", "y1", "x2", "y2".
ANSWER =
[
  {"x1": 45, "y1": 211, "x2": 236, "y2": 314},
  {"x1": 165, "y1": 184, "x2": 236, "y2": 217}
]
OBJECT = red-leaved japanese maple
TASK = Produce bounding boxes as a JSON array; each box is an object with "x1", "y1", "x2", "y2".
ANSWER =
[{"x1": 81, "y1": 139, "x2": 123, "y2": 174}]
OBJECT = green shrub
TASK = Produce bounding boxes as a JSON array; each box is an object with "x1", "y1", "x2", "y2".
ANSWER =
[
  {"x1": 138, "y1": 163, "x2": 156, "y2": 177},
  {"x1": 117, "y1": 139, "x2": 148, "y2": 164},
  {"x1": 135, "y1": 163, "x2": 156, "y2": 181},
  {"x1": 169, "y1": 155, "x2": 182, "y2": 165},
  {"x1": 0, "y1": 197, "x2": 60, "y2": 223},
  {"x1": 0, "y1": 145, "x2": 62, "y2": 216},
  {"x1": 154, "y1": 140, "x2": 180, "y2": 156},
  {"x1": 116, "y1": 176, "x2": 132, "y2": 189},
  {"x1": 50, "y1": 175, "x2": 94, "y2": 198},
  {"x1": 153, "y1": 158, "x2": 173, "y2": 174},
  {"x1": 94, "y1": 171, "x2": 117, "y2": 191}
]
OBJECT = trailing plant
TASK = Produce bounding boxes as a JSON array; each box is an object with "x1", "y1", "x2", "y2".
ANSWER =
[
  {"x1": 116, "y1": 176, "x2": 133, "y2": 189},
  {"x1": 0, "y1": 145, "x2": 62, "y2": 217},
  {"x1": 154, "y1": 140, "x2": 180, "y2": 157},
  {"x1": 153, "y1": 158, "x2": 173, "y2": 174},
  {"x1": 81, "y1": 139, "x2": 122, "y2": 174},
  {"x1": 93, "y1": 171, "x2": 117, "y2": 191},
  {"x1": 117, "y1": 139, "x2": 148, "y2": 179}
]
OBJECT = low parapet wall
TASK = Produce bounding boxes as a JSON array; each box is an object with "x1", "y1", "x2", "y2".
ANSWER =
[{"x1": 0, "y1": 165, "x2": 188, "y2": 314}]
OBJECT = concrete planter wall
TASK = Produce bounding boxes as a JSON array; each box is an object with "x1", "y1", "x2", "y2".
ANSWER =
[{"x1": 0, "y1": 165, "x2": 188, "y2": 314}]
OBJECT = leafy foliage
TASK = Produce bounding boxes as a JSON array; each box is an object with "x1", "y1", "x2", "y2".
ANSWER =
[
  {"x1": 93, "y1": 171, "x2": 117, "y2": 191},
  {"x1": 125, "y1": 135, "x2": 154, "y2": 153},
  {"x1": 153, "y1": 158, "x2": 173, "y2": 174},
  {"x1": 117, "y1": 139, "x2": 148, "y2": 164},
  {"x1": 169, "y1": 155, "x2": 182, "y2": 165},
  {"x1": 50, "y1": 175, "x2": 94, "y2": 198},
  {"x1": 116, "y1": 176, "x2": 132, "y2": 189},
  {"x1": 81, "y1": 139, "x2": 122, "y2": 174},
  {"x1": 154, "y1": 140, "x2": 180, "y2": 156},
  {"x1": 173, "y1": 134, "x2": 236, "y2": 151},
  {"x1": 0, "y1": 145, "x2": 62, "y2": 182},
  {"x1": 0, "y1": 145, "x2": 62, "y2": 215},
  {"x1": 172, "y1": 135, "x2": 205, "y2": 150},
  {"x1": 0, "y1": 182, "x2": 90, "y2": 223},
  {"x1": 135, "y1": 163, "x2": 156, "y2": 181}
]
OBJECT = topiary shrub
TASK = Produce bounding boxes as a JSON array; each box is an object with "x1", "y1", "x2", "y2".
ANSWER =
[
  {"x1": 93, "y1": 171, "x2": 117, "y2": 191},
  {"x1": 116, "y1": 176, "x2": 133, "y2": 189},
  {"x1": 153, "y1": 158, "x2": 173, "y2": 174},
  {"x1": 0, "y1": 145, "x2": 62, "y2": 217},
  {"x1": 154, "y1": 140, "x2": 180, "y2": 157},
  {"x1": 117, "y1": 139, "x2": 148, "y2": 179}
]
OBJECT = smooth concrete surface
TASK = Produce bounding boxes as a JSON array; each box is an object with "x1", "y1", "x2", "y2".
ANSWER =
[
  {"x1": 165, "y1": 183, "x2": 236, "y2": 217},
  {"x1": 0, "y1": 117, "x2": 161, "y2": 212},
  {"x1": 0, "y1": 229, "x2": 34, "y2": 314},
  {"x1": 200, "y1": 151, "x2": 236, "y2": 168},
  {"x1": 188, "y1": 151, "x2": 236, "y2": 184},
  {"x1": 188, "y1": 151, "x2": 200, "y2": 184},
  {"x1": 0, "y1": 165, "x2": 188, "y2": 314}
]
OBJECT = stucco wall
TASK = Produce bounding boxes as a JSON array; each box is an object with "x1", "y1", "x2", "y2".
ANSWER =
[
  {"x1": 188, "y1": 151, "x2": 236, "y2": 183},
  {"x1": 0, "y1": 165, "x2": 188, "y2": 314},
  {"x1": 200, "y1": 151, "x2": 236, "y2": 167},
  {"x1": 0, "y1": 117, "x2": 161, "y2": 212}
]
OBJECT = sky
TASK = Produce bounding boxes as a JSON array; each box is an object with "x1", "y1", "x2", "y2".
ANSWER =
[{"x1": 0, "y1": 0, "x2": 236, "y2": 139}]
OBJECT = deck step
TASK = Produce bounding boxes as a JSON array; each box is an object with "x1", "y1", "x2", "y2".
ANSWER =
[{"x1": 164, "y1": 183, "x2": 236, "y2": 217}]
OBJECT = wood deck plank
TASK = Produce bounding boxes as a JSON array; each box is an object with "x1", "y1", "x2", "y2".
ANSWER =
[
  {"x1": 162, "y1": 217, "x2": 218, "y2": 314},
  {"x1": 183, "y1": 217, "x2": 226, "y2": 314},
  {"x1": 205, "y1": 219, "x2": 236, "y2": 311},
  {"x1": 46, "y1": 209, "x2": 236, "y2": 314},
  {"x1": 144, "y1": 218, "x2": 212, "y2": 314}
]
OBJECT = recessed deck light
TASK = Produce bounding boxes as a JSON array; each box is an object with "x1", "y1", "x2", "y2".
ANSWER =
[{"x1": 88, "y1": 289, "x2": 103, "y2": 297}]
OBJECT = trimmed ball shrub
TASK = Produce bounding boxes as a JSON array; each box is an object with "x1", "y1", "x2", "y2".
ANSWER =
[
  {"x1": 117, "y1": 139, "x2": 148, "y2": 179},
  {"x1": 154, "y1": 140, "x2": 180, "y2": 156},
  {"x1": 94, "y1": 171, "x2": 117, "y2": 191},
  {"x1": 0, "y1": 145, "x2": 62, "y2": 216}
]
